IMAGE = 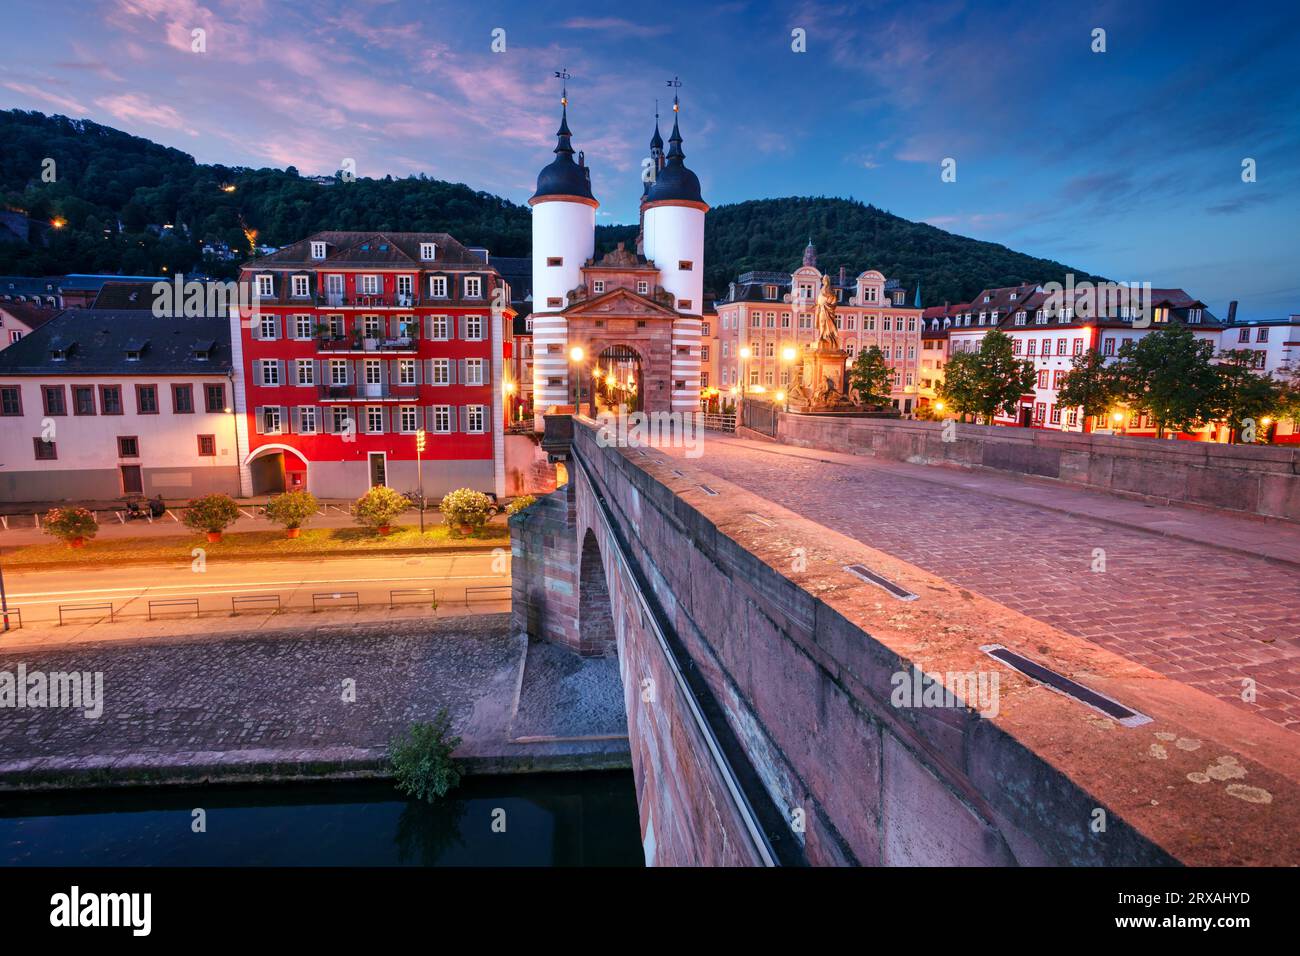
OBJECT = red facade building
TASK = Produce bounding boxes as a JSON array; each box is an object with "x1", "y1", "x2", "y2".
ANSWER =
[{"x1": 233, "y1": 232, "x2": 510, "y2": 499}]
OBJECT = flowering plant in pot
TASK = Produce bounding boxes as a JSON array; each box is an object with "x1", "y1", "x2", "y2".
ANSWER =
[
  {"x1": 439, "y1": 488, "x2": 494, "y2": 536},
  {"x1": 43, "y1": 507, "x2": 98, "y2": 548},
  {"x1": 262, "y1": 489, "x2": 318, "y2": 538},
  {"x1": 353, "y1": 485, "x2": 409, "y2": 535},
  {"x1": 182, "y1": 493, "x2": 241, "y2": 542}
]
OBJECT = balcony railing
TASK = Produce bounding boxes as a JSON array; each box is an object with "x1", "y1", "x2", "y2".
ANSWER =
[
  {"x1": 319, "y1": 383, "x2": 422, "y2": 401},
  {"x1": 316, "y1": 335, "x2": 420, "y2": 353}
]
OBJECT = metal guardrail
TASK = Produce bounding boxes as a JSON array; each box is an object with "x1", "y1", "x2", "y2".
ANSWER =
[
  {"x1": 58, "y1": 602, "x2": 114, "y2": 626},
  {"x1": 389, "y1": 587, "x2": 438, "y2": 609},
  {"x1": 312, "y1": 591, "x2": 360, "y2": 611},
  {"x1": 1, "y1": 607, "x2": 21, "y2": 630},
  {"x1": 148, "y1": 598, "x2": 200, "y2": 621},
  {"x1": 464, "y1": 585, "x2": 510, "y2": 603},
  {"x1": 702, "y1": 413, "x2": 738, "y2": 433},
  {"x1": 232, "y1": 594, "x2": 281, "y2": 614}
]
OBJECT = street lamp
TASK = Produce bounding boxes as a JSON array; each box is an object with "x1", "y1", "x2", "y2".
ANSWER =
[
  {"x1": 781, "y1": 346, "x2": 797, "y2": 395},
  {"x1": 568, "y1": 345, "x2": 585, "y2": 411},
  {"x1": 739, "y1": 345, "x2": 752, "y2": 395}
]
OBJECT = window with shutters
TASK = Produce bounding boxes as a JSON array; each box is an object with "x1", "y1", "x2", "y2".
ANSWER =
[
  {"x1": 432, "y1": 359, "x2": 450, "y2": 385},
  {"x1": 467, "y1": 405, "x2": 485, "y2": 433},
  {"x1": 259, "y1": 314, "x2": 277, "y2": 339},
  {"x1": 365, "y1": 360, "x2": 381, "y2": 385},
  {"x1": 465, "y1": 358, "x2": 484, "y2": 385},
  {"x1": 360, "y1": 275, "x2": 380, "y2": 295},
  {"x1": 363, "y1": 315, "x2": 381, "y2": 337},
  {"x1": 429, "y1": 315, "x2": 449, "y2": 339},
  {"x1": 296, "y1": 359, "x2": 314, "y2": 385},
  {"x1": 295, "y1": 314, "x2": 313, "y2": 338},
  {"x1": 263, "y1": 407, "x2": 282, "y2": 434},
  {"x1": 330, "y1": 407, "x2": 351, "y2": 434},
  {"x1": 298, "y1": 406, "x2": 318, "y2": 434},
  {"x1": 260, "y1": 361, "x2": 280, "y2": 386},
  {"x1": 399, "y1": 406, "x2": 417, "y2": 433},
  {"x1": 398, "y1": 360, "x2": 416, "y2": 385},
  {"x1": 465, "y1": 315, "x2": 483, "y2": 340},
  {"x1": 432, "y1": 405, "x2": 452, "y2": 433},
  {"x1": 366, "y1": 406, "x2": 383, "y2": 433},
  {"x1": 330, "y1": 360, "x2": 347, "y2": 385}
]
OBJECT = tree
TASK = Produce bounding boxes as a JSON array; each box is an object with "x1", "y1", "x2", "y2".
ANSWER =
[
  {"x1": 1111, "y1": 324, "x2": 1219, "y2": 437},
  {"x1": 937, "y1": 329, "x2": 1035, "y2": 424},
  {"x1": 1057, "y1": 349, "x2": 1120, "y2": 428},
  {"x1": 1214, "y1": 350, "x2": 1282, "y2": 443},
  {"x1": 847, "y1": 345, "x2": 893, "y2": 406}
]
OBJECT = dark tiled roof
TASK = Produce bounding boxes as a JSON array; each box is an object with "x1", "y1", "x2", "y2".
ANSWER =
[
  {"x1": 244, "y1": 232, "x2": 487, "y2": 270},
  {"x1": 0, "y1": 310, "x2": 232, "y2": 375},
  {"x1": 532, "y1": 104, "x2": 595, "y2": 202}
]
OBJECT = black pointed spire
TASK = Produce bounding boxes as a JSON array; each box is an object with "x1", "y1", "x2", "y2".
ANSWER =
[
  {"x1": 531, "y1": 70, "x2": 594, "y2": 202},
  {"x1": 644, "y1": 80, "x2": 703, "y2": 206}
]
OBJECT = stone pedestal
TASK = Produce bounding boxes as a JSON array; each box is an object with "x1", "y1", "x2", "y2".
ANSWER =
[{"x1": 789, "y1": 345, "x2": 857, "y2": 413}]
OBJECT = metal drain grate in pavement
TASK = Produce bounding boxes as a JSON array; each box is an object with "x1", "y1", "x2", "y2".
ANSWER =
[
  {"x1": 843, "y1": 564, "x2": 917, "y2": 601},
  {"x1": 981, "y1": 644, "x2": 1151, "y2": 727}
]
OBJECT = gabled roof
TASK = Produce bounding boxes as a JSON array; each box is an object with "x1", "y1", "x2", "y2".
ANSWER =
[
  {"x1": 0, "y1": 310, "x2": 232, "y2": 375},
  {"x1": 0, "y1": 301, "x2": 59, "y2": 329}
]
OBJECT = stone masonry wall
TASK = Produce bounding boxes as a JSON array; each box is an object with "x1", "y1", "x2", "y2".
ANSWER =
[
  {"x1": 767, "y1": 414, "x2": 1300, "y2": 522},
  {"x1": 559, "y1": 417, "x2": 1300, "y2": 866}
]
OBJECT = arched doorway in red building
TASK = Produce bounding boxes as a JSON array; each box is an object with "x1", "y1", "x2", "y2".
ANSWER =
[
  {"x1": 591, "y1": 345, "x2": 643, "y2": 415},
  {"x1": 246, "y1": 445, "x2": 309, "y2": 496}
]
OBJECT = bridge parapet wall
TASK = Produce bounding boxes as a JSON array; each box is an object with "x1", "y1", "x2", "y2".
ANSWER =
[
  {"x1": 554, "y1": 417, "x2": 1300, "y2": 866},
  {"x1": 763, "y1": 413, "x2": 1300, "y2": 522}
]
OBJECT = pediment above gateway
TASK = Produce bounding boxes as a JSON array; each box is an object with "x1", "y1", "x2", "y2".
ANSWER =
[{"x1": 564, "y1": 286, "x2": 679, "y2": 318}]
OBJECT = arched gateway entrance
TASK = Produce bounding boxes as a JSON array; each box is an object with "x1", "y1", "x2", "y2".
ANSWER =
[
  {"x1": 590, "y1": 345, "x2": 643, "y2": 415},
  {"x1": 245, "y1": 444, "x2": 309, "y2": 495}
]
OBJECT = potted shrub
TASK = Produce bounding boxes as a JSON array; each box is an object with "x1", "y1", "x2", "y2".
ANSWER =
[
  {"x1": 182, "y1": 493, "x2": 241, "y2": 542},
  {"x1": 43, "y1": 506, "x2": 98, "y2": 549},
  {"x1": 439, "y1": 488, "x2": 494, "y2": 536},
  {"x1": 353, "y1": 485, "x2": 409, "y2": 535},
  {"x1": 262, "y1": 489, "x2": 318, "y2": 538}
]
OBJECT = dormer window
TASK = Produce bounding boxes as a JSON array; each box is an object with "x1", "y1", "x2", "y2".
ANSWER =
[
  {"x1": 983, "y1": 295, "x2": 991, "y2": 303},
  {"x1": 430, "y1": 276, "x2": 447, "y2": 298},
  {"x1": 764, "y1": 285, "x2": 778, "y2": 300},
  {"x1": 420, "y1": 242, "x2": 436, "y2": 261},
  {"x1": 256, "y1": 275, "x2": 274, "y2": 298},
  {"x1": 592, "y1": 280, "x2": 605, "y2": 294},
  {"x1": 465, "y1": 276, "x2": 482, "y2": 298},
  {"x1": 637, "y1": 280, "x2": 649, "y2": 295},
  {"x1": 310, "y1": 241, "x2": 326, "y2": 260},
  {"x1": 125, "y1": 349, "x2": 141, "y2": 361},
  {"x1": 291, "y1": 275, "x2": 309, "y2": 298}
]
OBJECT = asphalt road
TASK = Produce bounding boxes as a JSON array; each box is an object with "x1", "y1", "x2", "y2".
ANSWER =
[{"x1": 0, "y1": 551, "x2": 511, "y2": 625}]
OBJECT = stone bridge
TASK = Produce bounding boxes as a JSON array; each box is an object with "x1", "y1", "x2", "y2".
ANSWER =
[{"x1": 511, "y1": 415, "x2": 1300, "y2": 866}]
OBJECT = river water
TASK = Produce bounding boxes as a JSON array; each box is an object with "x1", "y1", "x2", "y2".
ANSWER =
[{"x1": 0, "y1": 771, "x2": 643, "y2": 866}]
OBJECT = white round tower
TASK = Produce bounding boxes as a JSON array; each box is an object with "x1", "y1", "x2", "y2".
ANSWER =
[
  {"x1": 529, "y1": 97, "x2": 597, "y2": 425},
  {"x1": 641, "y1": 108, "x2": 707, "y2": 316}
]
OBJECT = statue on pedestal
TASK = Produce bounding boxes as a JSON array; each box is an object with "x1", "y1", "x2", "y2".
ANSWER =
[{"x1": 814, "y1": 275, "x2": 839, "y2": 351}]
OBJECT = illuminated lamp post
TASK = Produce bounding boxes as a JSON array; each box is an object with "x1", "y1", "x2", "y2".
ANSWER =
[
  {"x1": 568, "y1": 345, "x2": 585, "y2": 411},
  {"x1": 415, "y1": 427, "x2": 427, "y2": 532},
  {"x1": 739, "y1": 346, "x2": 752, "y2": 397}
]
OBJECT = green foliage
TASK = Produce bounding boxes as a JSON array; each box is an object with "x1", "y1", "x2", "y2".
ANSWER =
[
  {"x1": 2, "y1": 111, "x2": 1100, "y2": 306},
  {"x1": 1057, "y1": 349, "x2": 1121, "y2": 421},
  {"x1": 937, "y1": 330, "x2": 1035, "y2": 423},
  {"x1": 182, "y1": 494, "x2": 241, "y2": 534},
  {"x1": 43, "y1": 506, "x2": 97, "y2": 542},
  {"x1": 1213, "y1": 350, "x2": 1283, "y2": 442},
  {"x1": 261, "y1": 489, "x2": 319, "y2": 530},
  {"x1": 353, "y1": 485, "x2": 410, "y2": 529},
  {"x1": 440, "y1": 487, "x2": 494, "y2": 532},
  {"x1": 388, "y1": 710, "x2": 463, "y2": 804},
  {"x1": 505, "y1": 494, "x2": 537, "y2": 517},
  {"x1": 847, "y1": 345, "x2": 893, "y2": 406},
  {"x1": 1111, "y1": 324, "x2": 1220, "y2": 435}
]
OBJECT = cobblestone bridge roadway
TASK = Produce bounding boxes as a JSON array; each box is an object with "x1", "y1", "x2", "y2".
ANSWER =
[{"x1": 660, "y1": 435, "x2": 1300, "y2": 733}]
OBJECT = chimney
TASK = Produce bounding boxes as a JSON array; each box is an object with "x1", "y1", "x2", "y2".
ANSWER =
[
  {"x1": 1226, "y1": 300, "x2": 1238, "y2": 324},
  {"x1": 839, "y1": 265, "x2": 846, "y2": 286}
]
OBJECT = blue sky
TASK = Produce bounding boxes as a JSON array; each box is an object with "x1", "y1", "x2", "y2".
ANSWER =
[{"x1": 2, "y1": 0, "x2": 1298, "y2": 318}]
